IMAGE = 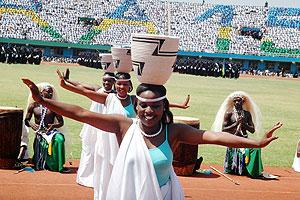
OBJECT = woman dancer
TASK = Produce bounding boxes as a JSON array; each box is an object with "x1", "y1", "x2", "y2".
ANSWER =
[{"x1": 22, "y1": 78, "x2": 282, "y2": 200}]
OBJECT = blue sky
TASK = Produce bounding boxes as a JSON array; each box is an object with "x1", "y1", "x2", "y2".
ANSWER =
[{"x1": 171, "y1": 0, "x2": 300, "y2": 8}]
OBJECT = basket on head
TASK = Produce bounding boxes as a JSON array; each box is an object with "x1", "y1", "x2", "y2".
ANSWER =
[
  {"x1": 131, "y1": 33, "x2": 179, "y2": 85},
  {"x1": 111, "y1": 47, "x2": 132, "y2": 73},
  {"x1": 100, "y1": 54, "x2": 115, "y2": 73}
]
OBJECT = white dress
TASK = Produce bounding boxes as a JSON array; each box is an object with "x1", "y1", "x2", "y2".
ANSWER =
[
  {"x1": 292, "y1": 141, "x2": 300, "y2": 172},
  {"x1": 106, "y1": 119, "x2": 184, "y2": 200},
  {"x1": 76, "y1": 90, "x2": 126, "y2": 197},
  {"x1": 93, "y1": 94, "x2": 126, "y2": 200},
  {"x1": 76, "y1": 88, "x2": 105, "y2": 187}
]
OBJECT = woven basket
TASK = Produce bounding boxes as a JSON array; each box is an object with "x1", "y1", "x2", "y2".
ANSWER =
[
  {"x1": 111, "y1": 47, "x2": 132, "y2": 73},
  {"x1": 131, "y1": 33, "x2": 179, "y2": 85},
  {"x1": 100, "y1": 54, "x2": 115, "y2": 73}
]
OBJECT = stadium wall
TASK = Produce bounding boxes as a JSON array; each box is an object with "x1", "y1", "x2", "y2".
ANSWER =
[{"x1": 0, "y1": 37, "x2": 299, "y2": 74}]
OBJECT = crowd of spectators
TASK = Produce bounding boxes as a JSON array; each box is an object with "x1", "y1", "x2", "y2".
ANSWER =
[
  {"x1": 242, "y1": 68, "x2": 299, "y2": 78},
  {"x1": 174, "y1": 57, "x2": 240, "y2": 79},
  {"x1": 173, "y1": 56, "x2": 299, "y2": 79},
  {"x1": 76, "y1": 51, "x2": 103, "y2": 69},
  {"x1": 42, "y1": 56, "x2": 77, "y2": 63},
  {"x1": 0, "y1": 1, "x2": 299, "y2": 58},
  {"x1": 0, "y1": 44, "x2": 42, "y2": 64}
]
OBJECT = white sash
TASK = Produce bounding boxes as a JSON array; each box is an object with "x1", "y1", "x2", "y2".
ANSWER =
[
  {"x1": 93, "y1": 93, "x2": 126, "y2": 200},
  {"x1": 77, "y1": 88, "x2": 105, "y2": 188},
  {"x1": 106, "y1": 120, "x2": 184, "y2": 200},
  {"x1": 292, "y1": 141, "x2": 300, "y2": 172},
  {"x1": 292, "y1": 154, "x2": 300, "y2": 172},
  {"x1": 40, "y1": 130, "x2": 57, "y2": 144}
]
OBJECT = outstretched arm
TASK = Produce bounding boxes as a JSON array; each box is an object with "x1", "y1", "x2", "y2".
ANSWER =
[
  {"x1": 57, "y1": 70, "x2": 108, "y2": 104},
  {"x1": 174, "y1": 122, "x2": 283, "y2": 148},
  {"x1": 22, "y1": 78, "x2": 129, "y2": 134},
  {"x1": 169, "y1": 95, "x2": 190, "y2": 109},
  {"x1": 63, "y1": 68, "x2": 100, "y2": 91}
]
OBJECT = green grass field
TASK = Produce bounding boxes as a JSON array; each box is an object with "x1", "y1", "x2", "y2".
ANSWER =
[{"x1": 0, "y1": 63, "x2": 299, "y2": 167}]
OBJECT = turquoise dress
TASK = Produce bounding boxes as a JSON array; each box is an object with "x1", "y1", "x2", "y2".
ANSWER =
[
  {"x1": 123, "y1": 96, "x2": 136, "y2": 118},
  {"x1": 149, "y1": 126, "x2": 173, "y2": 187}
]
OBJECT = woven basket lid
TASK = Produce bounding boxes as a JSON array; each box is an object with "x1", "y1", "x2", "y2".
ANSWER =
[
  {"x1": 131, "y1": 33, "x2": 179, "y2": 85},
  {"x1": 111, "y1": 47, "x2": 132, "y2": 73},
  {"x1": 100, "y1": 54, "x2": 115, "y2": 73}
]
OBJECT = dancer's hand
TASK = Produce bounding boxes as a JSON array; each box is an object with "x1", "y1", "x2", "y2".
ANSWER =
[
  {"x1": 29, "y1": 122, "x2": 39, "y2": 131},
  {"x1": 64, "y1": 68, "x2": 70, "y2": 80},
  {"x1": 22, "y1": 78, "x2": 43, "y2": 103},
  {"x1": 46, "y1": 124, "x2": 54, "y2": 134},
  {"x1": 57, "y1": 69, "x2": 66, "y2": 87},
  {"x1": 258, "y1": 122, "x2": 283, "y2": 147},
  {"x1": 181, "y1": 95, "x2": 190, "y2": 109}
]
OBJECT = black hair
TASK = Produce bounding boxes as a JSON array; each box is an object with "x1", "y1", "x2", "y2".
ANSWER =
[
  {"x1": 115, "y1": 72, "x2": 133, "y2": 92},
  {"x1": 102, "y1": 72, "x2": 116, "y2": 92},
  {"x1": 136, "y1": 83, "x2": 173, "y2": 124},
  {"x1": 103, "y1": 72, "x2": 116, "y2": 79}
]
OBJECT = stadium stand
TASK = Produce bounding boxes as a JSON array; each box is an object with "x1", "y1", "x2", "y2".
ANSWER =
[{"x1": 0, "y1": 0, "x2": 299, "y2": 74}]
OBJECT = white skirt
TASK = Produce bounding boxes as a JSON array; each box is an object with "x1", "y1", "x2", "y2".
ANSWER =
[{"x1": 292, "y1": 154, "x2": 300, "y2": 172}]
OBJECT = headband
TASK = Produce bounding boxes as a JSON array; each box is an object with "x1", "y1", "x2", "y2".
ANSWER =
[
  {"x1": 116, "y1": 78, "x2": 131, "y2": 82},
  {"x1": 136, "y1": 95, "x2": 166, "y2": 103},
  {"x1": 103, "y1": 74, "x2": 116, "y2": 80}
]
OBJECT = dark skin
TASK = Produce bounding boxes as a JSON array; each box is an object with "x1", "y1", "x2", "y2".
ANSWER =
[
  {"x1": 63, "y1": 68, "x2": 115, "y2": 92},
  {"x1": 223, "y1": 97, "x2": 255, "y2": 138},
  {"x1": 57, "y1": 69, "x2": 135, "y2": 108},
  {"x1": 24, "y1": 87, "x2": 64, "y2": 133},
  {"x1": 57, "y1": 69, "x2": 190, "y2": 110},
  {"x1": 22, "y1": 78, "x2": 283, "y2": 154}
]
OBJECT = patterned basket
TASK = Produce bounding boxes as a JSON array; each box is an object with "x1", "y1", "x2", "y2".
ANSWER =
[
  {"x1": 131, "y1": 33, "x2": 179, "y2": 85},
  {"x1": 111, "y1": 47, "x2": 132, "y2": 73}
]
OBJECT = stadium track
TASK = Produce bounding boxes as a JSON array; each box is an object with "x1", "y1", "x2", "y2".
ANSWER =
[{"x1": 0, "y1": 160, "x2": 299, "y2": 200}]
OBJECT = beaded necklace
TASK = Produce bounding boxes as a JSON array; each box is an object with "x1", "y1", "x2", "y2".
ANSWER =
[
  {"x1": 116, "y1": 93, "x2": 128, "y2": 100},
  {"x1": 103, "y1": 88, "x2": 112, "y2": 93},
  {"x1": 37, "y1": 105, "x2": 47, "y2": 132},
  {"x1": 139, "y1": 122, "x2": 163, "y2": 138}
]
